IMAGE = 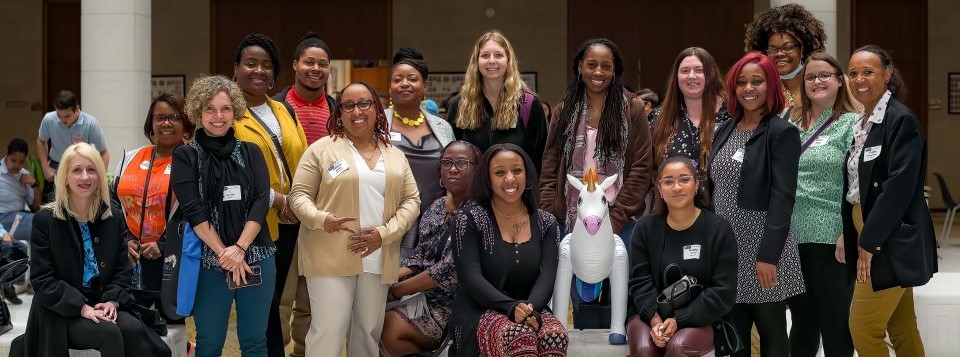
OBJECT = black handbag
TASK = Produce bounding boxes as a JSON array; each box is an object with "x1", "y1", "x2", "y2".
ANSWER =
[
  {"x1": 655, "y1": 264, "x2": 702, "y2": 318},
  {"x1": 712, "y1": 318, "x2": 743, "y2": 356},
  {"x1": 128, "y1": 289, "x2": 168, "y2": 337}
]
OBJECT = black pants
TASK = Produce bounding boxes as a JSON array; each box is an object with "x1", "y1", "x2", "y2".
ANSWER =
[
  {"x1": 67, "y1": 311, "x2": 172, "y2": 357},
  {"x1": 730, "y1": 302, "x2": 789, "y2": 357},
  {"x1": 267, "y1": 222, "x2": 299, "y2": 357},
  {"x1": 788, "y1": 243, "x2": 854, "y2": 357}
]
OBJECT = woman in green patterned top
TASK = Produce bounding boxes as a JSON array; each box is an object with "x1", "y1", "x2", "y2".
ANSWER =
[{"x1": 786, "y1": 52, "x2": 861, "y2": 357}]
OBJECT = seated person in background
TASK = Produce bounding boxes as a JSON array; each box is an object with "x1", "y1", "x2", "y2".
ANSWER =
[
  {"x1": 11, "y1": 142, "x2": 170, "y2": 357},
  {"x1": 627, "y1": 156, "x2": 737, "y2": 357},
  {"x1": 1, "y1": 138, "x2": 42, "y2": 304},
  {"x1": 381, "y1": 141, "x2": 481, "y2": 356}
]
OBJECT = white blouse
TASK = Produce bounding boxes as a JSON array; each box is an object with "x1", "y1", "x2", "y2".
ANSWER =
[
  {"x1": 845, "y1": 90, "x2": 891, "y2": 205},
  {"x1": 350, "y1": 142, "x2": 387, "y2": 274}
]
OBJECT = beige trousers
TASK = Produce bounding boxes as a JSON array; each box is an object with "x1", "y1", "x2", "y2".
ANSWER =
[
  {"x1": 305, "y1": 273, "x2": 389, "y2": 357},
  {"x1": 280, "y1": 247, "x2": 312, "y2": 357},
  {"x1": 849, "y1": 281, "x2": 925, "y2": 357}
]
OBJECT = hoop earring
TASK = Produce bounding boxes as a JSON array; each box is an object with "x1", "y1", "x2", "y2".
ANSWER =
[{"x1": 440, "y1": 180, "x2": 446, "y2": 189}]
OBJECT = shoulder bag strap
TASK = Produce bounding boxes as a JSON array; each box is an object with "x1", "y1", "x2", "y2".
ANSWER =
[
  {"x1": 248, "y1": 108, "x2": 294, "y2": 183},
  {"x1": 800, "y1": 111, "x2": 841, "y2": 154}
]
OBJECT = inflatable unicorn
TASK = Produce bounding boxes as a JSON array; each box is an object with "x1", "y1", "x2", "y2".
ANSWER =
[{"x1": 554, "y1": 168, "x2": 629, "y2": 345}]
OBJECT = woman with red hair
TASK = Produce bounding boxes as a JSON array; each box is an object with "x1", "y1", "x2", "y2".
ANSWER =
[{"x1": 708, "y1": 51, "x2": 803, "y2": 357}]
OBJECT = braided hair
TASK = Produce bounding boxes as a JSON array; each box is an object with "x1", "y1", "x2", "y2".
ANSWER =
[
  {"x1": 392, "y1": 47, "x2": 429, "y2": 80},
  {"x1": 556, "y1": 38, "x2": 627, "y2": 161},
  {"x1": 234, "y1": 33, "x2": 281, "y2": 84}
]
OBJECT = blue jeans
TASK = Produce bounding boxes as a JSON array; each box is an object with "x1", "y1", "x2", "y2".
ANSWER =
[
  {"x1": 0, "y1": 211, "x2": 33, "y2": 242},
  {"x1": 194, "y1": 256, "x2": 276, "y2": 357}
]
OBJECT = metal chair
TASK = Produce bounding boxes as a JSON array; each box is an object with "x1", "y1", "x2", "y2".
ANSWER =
[{"x1": 934, "y1": 173, "x2": 960, "y2": 246}]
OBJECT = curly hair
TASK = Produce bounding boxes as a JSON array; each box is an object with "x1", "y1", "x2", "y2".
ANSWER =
[
  {"x1": 744, "y1": 3, "x2": 826, "y2": 59},
  {"x1": 456, "y1": 30, "x2": 526, "y2": 131},
  {"x1": 184, "y1": 75, "x2": 246, "y2": 127}
]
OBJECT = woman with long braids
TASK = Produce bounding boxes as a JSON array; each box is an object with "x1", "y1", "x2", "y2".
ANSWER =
[
  {"x1": 540, "y1": 38, "x2": 652, "y2": 240},
  {"x1": 445, "y1": 30, "x2": 548, "y2": 173},
  {"x1": 230, "y1": 33, "x2": 309, "y2": 356}
]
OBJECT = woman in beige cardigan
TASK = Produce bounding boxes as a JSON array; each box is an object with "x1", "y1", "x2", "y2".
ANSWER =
[{"x1": 288, "y1": 81, "x2": 421, "y2": 357}]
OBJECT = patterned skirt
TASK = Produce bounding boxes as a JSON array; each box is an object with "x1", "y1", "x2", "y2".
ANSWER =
[{"x1": 476, "y1": 310, "x2": 568, "y2": 357}]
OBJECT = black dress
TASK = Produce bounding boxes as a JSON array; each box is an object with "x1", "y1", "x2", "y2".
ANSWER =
[{"x1": 449, "y1": 202, "x2": 560, "y2": 356}]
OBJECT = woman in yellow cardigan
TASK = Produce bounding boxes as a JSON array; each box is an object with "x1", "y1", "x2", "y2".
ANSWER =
[
  {"x1": 289, "y1": 81, "x2": 420, "y2": 356},
  {"x1": 231, "y1": 33, "x2": 308, "y2": 356}
]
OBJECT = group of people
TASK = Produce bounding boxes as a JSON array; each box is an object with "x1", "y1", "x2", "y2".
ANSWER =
[{"x1": 0, "y1": 3, "x2": 938, "y2": 357}]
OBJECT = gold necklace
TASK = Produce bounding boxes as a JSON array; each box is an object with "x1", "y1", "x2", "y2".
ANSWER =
[{"x1": 394, "y1": 110, "x2": 425, "y2": 127}]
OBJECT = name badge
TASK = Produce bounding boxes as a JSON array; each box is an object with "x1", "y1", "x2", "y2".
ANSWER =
[
  {"x1": 683, "y1": 244, "x2": 701, "y2": 260},
  {"x1": 732, "y1": 149, "x2": 745, "y2": 163},
  {"x1": 163, "y1": 164, "x2": 172, "y2": 175},
  {"x1": 223, "y1": 185, "x2": 241, "y2": 201},
  {"x1": 810, "y1": 136, "x2": 830, "y2": 148},
  {"x1": 863, "y1": 145, "x2": 881, "y2": 162},
  {"x1": 389, "y1": 132, "x2": 403, "y2": 142},
  {"x1": 328, "y1": 158, "x2": 349, "y2": 179}
]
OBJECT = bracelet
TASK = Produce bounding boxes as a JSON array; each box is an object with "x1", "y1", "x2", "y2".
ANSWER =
[{"x1": 234, "y1": 244, "x2": 247, "y2": 253}]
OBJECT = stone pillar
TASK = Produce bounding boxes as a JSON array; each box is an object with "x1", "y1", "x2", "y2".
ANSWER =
[
  {"x1": 81, "y1": 0, "x2": 151, "y2": 171},
  {"x1": 772, "y1": 0, "x2": 838, "y2": 57}
]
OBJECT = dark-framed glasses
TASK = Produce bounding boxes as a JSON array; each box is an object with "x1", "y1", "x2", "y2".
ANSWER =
[
  {"x1": 439, "y1": 159, "x2": 474, "y2": 171},
  {"x1": 765, "y1": 42, "x2": 798, "y2": 56},
  {"x1": 803, "y1": 72, "x2": 838, "y2": 83},
  {"x1": 658, "y1": 175, "x2": 696, "y2": 187},
  {"x1": 152, "y1": 114, "x2": 183, "y2": 123},
  {"x1": 341, "y1": 100, "x2": 374, "y2": 113}
]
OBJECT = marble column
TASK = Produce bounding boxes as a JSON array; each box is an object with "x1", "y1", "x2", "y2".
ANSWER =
[{"x1": 81, "y1": 0, "x2": 151, "y2": 170}]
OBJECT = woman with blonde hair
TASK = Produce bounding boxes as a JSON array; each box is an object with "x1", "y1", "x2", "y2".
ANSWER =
[
  {"x1": 445, "y1": 30, "x2": 548, "y2": 173},
  {"x1": 12, "y1": 142, "x2": 170, "y2": 357}
]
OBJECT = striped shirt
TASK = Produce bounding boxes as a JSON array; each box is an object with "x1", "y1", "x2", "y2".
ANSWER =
[{"x1": 284, "y1": 87, "x2": 331, "y2": 144}]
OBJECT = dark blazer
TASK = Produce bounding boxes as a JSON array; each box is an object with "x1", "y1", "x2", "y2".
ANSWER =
[
  {"x1": 710, "y1": 112, "x2": 801, "y2": 264},
  {"x1": 539, "y1": 100, "x2": 653, "y2": 232},
  {"x1": 841, "y1": 98, "x2": 937, "y2": 291},
  {"x1": 13, "y1": 205, "x2": 169, "y2": 357}
]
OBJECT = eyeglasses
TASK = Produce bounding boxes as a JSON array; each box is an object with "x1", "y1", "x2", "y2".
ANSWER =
[
  {"x1": 765, "y1": 43, "x2": 798, "y2": 56},
  {"x1": 152, "y1": 114, "x2": 183, "y2": 123},
  {"x1": 439, "y1": 159, "x2": 474, "y2": 171},
  {"x1": 658, "y1": 175, "x2": 696, "y2": 187},
  {"x1": 803, "y1": 72, "x2": 838, "y2": 83},
  {"x1": 341, "y1": 100, "x2": 374, "y2": 113}
]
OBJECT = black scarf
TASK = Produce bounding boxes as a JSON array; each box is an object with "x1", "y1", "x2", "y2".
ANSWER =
[{"x1": 190, "y1": 128, "x2": 254, "y2": 247}]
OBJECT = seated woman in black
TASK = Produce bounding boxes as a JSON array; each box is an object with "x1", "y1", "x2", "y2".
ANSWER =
[
  {"x1": 12, "y1": 142, "x2": 170, "y2": 357},
  {"x1": 627, "y1": 155, "x2": 737, "y2": 357},
  {"x1": 450, "y1": 143, "x2": 568, "y2": 356}
]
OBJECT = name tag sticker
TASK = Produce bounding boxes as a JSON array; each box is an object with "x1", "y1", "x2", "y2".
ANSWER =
[
  {"x1": 732, "y1": 149, "x2": 745, "y2": 163},
  {"x1": 683, "y1": 244, "x2": 702, "y2": 260},
  {"x1": 810, "y1": 136, "x2": 830, "y2": 148},
  {"x1": 163, "y1": 164, "x2": 172, "y2": 175},
  {"x1": 863, "y1": 145, "x2": 882, "y2": 162},
  {"x1": 389, "y1": 132, "x2": 403, "y2": 142},
  {"x1": 328, "y1": 158, "x2": 349, "y2": 179},
  {"x1": 223, "y1": 185, "x2": 241, "y2": 201}
]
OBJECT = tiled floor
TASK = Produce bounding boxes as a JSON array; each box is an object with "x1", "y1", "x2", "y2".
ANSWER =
[{"x1": 3, "y1": 213, "x2": 959, "y2": 356}]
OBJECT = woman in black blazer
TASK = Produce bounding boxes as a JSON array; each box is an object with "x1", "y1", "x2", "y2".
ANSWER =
[
  {"x1": 709, "y1": 52, "x2": 802, "y2": 357},
  {"x1": 843, "y1": 45, "x2": 937, "y2": 357},
  {"x1": 11, "y1": 143, "x2": 170, "y2": 357}
]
